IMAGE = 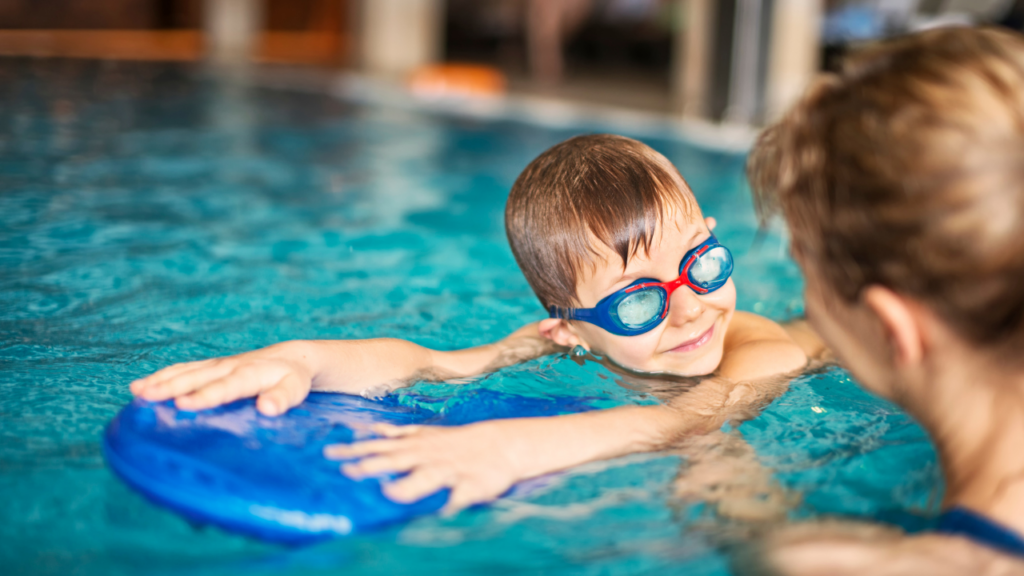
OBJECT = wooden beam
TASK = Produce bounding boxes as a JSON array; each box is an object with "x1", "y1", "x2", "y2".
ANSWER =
[
  {"x1": 0, "y1": 29, "x2": 349, "y2": 66},
  {"x1": 0, "y1": 30, "x2": 202, "y2": 61},
  {"x1": 256, "y1": 32, "x2": 345, "y2": 65}
]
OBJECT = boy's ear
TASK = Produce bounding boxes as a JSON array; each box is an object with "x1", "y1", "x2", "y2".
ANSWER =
[
  {"x1": 705, "y1": 216, "x2": 717, "y2": 231},
  {"x1": 861, "y1": 286, "x2": 923, "y2": 366},
  {"x1": 538, "y1": 318, "x2": 586, "y2": 350}
]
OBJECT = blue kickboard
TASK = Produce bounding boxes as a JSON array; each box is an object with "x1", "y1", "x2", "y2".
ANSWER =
[{"x1": 102, "y1": 389, "x2": 595, "y2": 544}]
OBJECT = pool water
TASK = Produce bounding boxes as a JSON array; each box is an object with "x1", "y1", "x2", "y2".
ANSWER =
[{"x1": 0, "y1": 60, "x2": 940, "y2": 575}]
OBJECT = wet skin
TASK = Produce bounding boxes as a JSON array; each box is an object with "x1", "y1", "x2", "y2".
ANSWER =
[{"x1": 564, "y1": 211, "x2": 737, "y2": 377}]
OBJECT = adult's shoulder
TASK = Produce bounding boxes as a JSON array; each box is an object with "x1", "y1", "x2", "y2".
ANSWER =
[{"x1": 734, "y1": 520, "x2": 1024, "y2": 576}]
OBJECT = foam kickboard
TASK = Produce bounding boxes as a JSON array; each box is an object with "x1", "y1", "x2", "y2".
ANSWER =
[{"x1": 103, "y1": 389, "x2": 595, "y2": 544}]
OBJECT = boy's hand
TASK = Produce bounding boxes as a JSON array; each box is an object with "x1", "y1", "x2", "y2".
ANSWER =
[
  {"x1": 324, "y1": 421, "x2": 521, "y2": 513},
  {"x1": 129, "y1": 342, "x2": 314, "y2": 416}
]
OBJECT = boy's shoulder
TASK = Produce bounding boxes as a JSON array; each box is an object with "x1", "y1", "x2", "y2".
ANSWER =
[
  {"x1": 728, "y1": 311, "x2": 793, "y2": 343},
  {"x1": 719, "y1": 311, "x2": 808, "y2": 381},
  {"x1": 727, "y1": 312, "x2": 832, "y2": 363}
]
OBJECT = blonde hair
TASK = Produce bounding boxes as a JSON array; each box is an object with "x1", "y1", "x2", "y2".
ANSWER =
[{"x1": 749, "y1": 27, "x2": 1024, "y2": 349}]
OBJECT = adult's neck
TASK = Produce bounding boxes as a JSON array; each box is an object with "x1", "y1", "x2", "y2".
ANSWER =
[{"x1": 909, "y1": 347, "x2": 1024, "y2": 533}]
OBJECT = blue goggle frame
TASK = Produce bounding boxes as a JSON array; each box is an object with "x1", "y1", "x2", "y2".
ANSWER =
[{"x1": 548, "y1": 233, "x2": 734, "y2": 336}]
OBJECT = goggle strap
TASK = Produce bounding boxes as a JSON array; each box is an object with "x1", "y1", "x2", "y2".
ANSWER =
[{"x1": 549, "y1": 305, "x2": 574, "y2": 320}]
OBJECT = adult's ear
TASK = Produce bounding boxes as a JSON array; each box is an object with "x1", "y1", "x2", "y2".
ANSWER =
[
  {"x1": 861, "y1": 286, "x2": 923, "y2": 366},
  {"x1": 538, "y1": 318, "x2": 587, "y2": 350}
]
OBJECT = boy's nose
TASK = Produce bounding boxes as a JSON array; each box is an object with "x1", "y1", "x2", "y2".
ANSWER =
[{"x1": 667, "y1": 286, "x2": 705, "y2": 326}]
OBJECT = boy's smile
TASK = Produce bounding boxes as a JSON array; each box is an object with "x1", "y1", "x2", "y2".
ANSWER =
[
  {"x1": 562, "y1": 210, "x2": 736, "y2": 376},
  {"x1": 666, "y1": 324, "x2": 716, "y2": 353}
]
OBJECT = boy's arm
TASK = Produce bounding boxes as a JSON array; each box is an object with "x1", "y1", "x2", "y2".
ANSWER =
[
  {"x1": 328, "y1": 339, "x2": 801, "y2": 511},
  {"x1": 131, "y1": 322, "x2": 559, "y2": 415},
  {"x1": 306, "y1": 321, "x2": 559, "y2": 392}
]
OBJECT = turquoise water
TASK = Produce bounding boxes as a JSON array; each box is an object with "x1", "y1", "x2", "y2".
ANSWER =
[{"x1": 0, "y1": 60, "x2": 939, "y2": 575}]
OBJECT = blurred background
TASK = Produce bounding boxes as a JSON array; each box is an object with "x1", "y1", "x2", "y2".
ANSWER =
[{"x1": 1, "y1": 0, "x2": 1023, "y2": 127}]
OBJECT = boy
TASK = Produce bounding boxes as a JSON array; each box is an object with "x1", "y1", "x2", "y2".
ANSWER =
[{"x1": 132, "y1": 134, "x2": 820, "y2": 512}]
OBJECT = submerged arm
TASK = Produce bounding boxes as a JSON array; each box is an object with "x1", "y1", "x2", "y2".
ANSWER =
[
  {"x1": 331, "y1": 357, "x2": 798, "y2": 511},
  {"x1": 493, "y1": 366, "x2": 795, "y2": 479}
]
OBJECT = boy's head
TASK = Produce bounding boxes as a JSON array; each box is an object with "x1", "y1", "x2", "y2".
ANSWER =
[
  {"x1": 749, "y1": 27, "x2": 1024, "y2": 394},
  {"x1": 506, "y1": 134, "x2": 736, "y2": 376}
]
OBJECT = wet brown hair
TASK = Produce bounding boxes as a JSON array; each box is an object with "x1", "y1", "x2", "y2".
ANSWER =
[
  {"x1": 506, "y1": 134, "x2": 694, "y2": 309},
  {"x1": 749, "y1": 27, "x2": 1024, "y2": 349}
]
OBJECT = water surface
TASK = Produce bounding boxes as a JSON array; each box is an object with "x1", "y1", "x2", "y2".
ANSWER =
[{"x1": 0, "y1": 59, "x2": 939, "y2": 575}]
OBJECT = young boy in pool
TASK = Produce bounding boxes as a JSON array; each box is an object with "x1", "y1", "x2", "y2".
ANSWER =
[
  {"x1": 737, "y1": 27, "x2": 1024, "y2": 575},
  {"x1": 132, "y1": 134, "x2": 822, "y2": 511}
]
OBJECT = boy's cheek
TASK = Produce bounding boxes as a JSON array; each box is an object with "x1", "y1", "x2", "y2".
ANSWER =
[
  {"x1": 593, "y1": 332, "x2": 665, "y2": 371},
  {"x1": 711, "y1": 280, "x2": 738, "y2": 312},
  {"x1": 572, "y1": 286, "x2": 734, "y2": 373}
]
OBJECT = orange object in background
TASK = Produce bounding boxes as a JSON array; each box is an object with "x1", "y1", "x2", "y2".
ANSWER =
[{"x1": 408, "y1": 64, "x2": 507, "y2": 98}]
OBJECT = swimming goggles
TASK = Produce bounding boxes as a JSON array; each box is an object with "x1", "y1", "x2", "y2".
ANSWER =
[{"x1": 548, "y1": 233, "x2": 734, "y2": 336}]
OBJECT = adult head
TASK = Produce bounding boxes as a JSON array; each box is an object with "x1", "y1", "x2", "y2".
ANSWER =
[{"x1": 749, "y1": 27, "x2": 1024, "y2": 417}]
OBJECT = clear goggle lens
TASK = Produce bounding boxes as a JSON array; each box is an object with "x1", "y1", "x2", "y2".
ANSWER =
[
  {"x1": 688, "y1": 246, "x2": 733, "y2": 289},
  {"x1": 616, "y1": 289, "x2": 665, "y2": 328}
]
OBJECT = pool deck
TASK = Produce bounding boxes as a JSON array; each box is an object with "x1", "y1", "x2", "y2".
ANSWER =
[{"x1": 246, "y1": 65, "x2": 759, "y2": 155}]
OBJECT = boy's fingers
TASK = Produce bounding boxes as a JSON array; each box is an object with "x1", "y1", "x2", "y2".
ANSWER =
[
  {"x1": 174, "y1": 368, "x2": 265, "y2": 411},
  {"x1": 131, "y1": 360, "x2": 208, "y2": 394},
  {"x1": 441, "y1": 486, "x2": 483, "y2": 515},
  {"x1": 140, "y1": 362, "x2": 236, "y2": 401},
  {"x1": 382, "y1": 468, "x2": 449, "y2": 503},
  {"x1": 341, "y1": 453, "x2": 418, "y2": 477},
  {"x1": 370, "y1": 423, "x2": 424, "y2": 438},
  {"x1": 140, "y1": 359, "x2": 206, "y2": 382},
  {"x1": 324, "y1": 438, "x2": 402, "y2": 459},
  {"x1": 256, "y1": 373, "x2": 307, "y2": 416}
]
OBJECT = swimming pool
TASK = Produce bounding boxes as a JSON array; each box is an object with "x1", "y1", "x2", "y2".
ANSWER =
[{"x1": 0, "y1": 59, "x2": 940, "y2": 575}]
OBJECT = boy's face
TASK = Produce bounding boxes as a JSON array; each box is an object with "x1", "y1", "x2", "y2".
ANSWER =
[{"x1": 569, "y1": 210, "x2": 736, "y2": 376}]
